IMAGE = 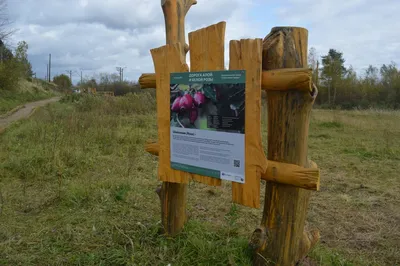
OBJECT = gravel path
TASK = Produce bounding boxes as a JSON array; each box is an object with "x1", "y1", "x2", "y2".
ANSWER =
[{"x1": 0, "y1": 97, "x2": 60, "y2": 130}]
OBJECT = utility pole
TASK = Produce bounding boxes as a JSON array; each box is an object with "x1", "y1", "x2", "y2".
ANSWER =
[
  {"x1": 66, "y1": 70, "x2": 73, "y2": 83},
  {"x1": 48, "y1": 54, "x2": 51, "y2": 82},
  {"x1": 116, "y1": 66, "x2": 126, "y2": 82},
  {"x1": 46, "y1": 63, "x2": 48, "y2": 81},
  {"x1": 316, "y1": 60, "x2": 320, "y2": 87}
]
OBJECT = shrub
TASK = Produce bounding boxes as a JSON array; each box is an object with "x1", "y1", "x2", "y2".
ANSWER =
[{"x1": 53, "y1": 74, "x2": 72, "y2": 90}]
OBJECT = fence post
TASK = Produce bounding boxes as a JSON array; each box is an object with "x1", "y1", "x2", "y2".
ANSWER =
[
  {"x1": 156, "y1": 0, "x2": 196, "y2": 236},
  {"x1": 253, "y1": 27, "x2": 320, "y2": 265}
]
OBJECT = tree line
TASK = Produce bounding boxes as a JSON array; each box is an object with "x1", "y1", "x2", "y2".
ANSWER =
[
  {"x1": 0, "y1": 40, "x2": 33, "y2": 90},
  {"x1": 309, "y1": 48, "x2": 400, "y2": 109},
  {"x1": 75, "y1": 73, "x2": 143, "y2": 96}
]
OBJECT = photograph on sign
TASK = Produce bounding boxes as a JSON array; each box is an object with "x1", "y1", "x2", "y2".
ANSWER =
[{"x1": 170, "y1": 70, "x2": 245, "y2": 183}]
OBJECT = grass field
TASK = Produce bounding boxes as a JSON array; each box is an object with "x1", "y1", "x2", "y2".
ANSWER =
[
  {"x1": 0, "y1": 93, "x2": 399, "y2": 265},
  {"x1": 0, "y1": 79, "x2": 57, "y2": 115}
]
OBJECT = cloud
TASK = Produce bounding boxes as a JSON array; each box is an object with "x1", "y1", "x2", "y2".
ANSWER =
[
  {"x1": 9, "y1": 0, "x2": 257, "y2": 83},
  {"x1": 272, "y1": 0, "x2": 400, "y2": 74},
  {"x1": 7, "y1": 0, "x2": 400, "y2": 82}
]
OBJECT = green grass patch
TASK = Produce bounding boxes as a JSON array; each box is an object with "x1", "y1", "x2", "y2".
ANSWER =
[
  {"x1": 0, "y1": 79, "x2": 56, "y2": 114},
  {"x1": 342, "y1": 147, "x2": 379, "y2": 159},
  {"x1": 318, "y1": 121, "x2": 343, "y2": 128},
  {"x1": 309, "y1": 244, "x2": 355, "y2": 266},
  {"x1": 1, "y1": 95, "x2": 399, "y2": 265},
  {"x1": 310, "y1": 133, "x2": 331, "y2": 139}
]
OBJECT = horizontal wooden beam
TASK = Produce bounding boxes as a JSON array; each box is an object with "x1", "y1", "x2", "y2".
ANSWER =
[
  {"x1": 139, "y1": 68, "x2": 312, "y2": 92},
  {"x1": 261, "y1": 160, "x2": 319, "y2": 191},
  {"x1": 144, "y1": 141, "x2": 320, "y2": 191},
  {"x1": 138, "y1": 73, "x2": 157, "y2": 89},
  {"x1": 145, "y1": 140, "x2": 159, "y2": 156},
  {"x1": 261, "y1": 68, "x2": 312, "y2": 92}
]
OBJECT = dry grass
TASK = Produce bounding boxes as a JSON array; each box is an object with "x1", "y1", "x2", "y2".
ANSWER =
[
  {"x1": 0, "y1": 94, "x2": 399, "y2": 265},
  {"x1": 306, "y1": 109, "x2": 400, "y2": 265},
  {"x1": 0, "y1": 78, "x2": 57, "y2": 115}
]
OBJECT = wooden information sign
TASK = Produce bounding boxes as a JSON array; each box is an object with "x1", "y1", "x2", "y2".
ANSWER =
[{"x1": 139, "y1": 1, "x2": 321, "y2": 265}]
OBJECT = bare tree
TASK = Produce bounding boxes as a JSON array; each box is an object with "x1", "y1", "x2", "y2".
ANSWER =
[
  {"x1": 308, "y1": 47, "x2": 320, "y2": 86},
  {"x1": 0, "y1": 0, "x2": 15, "y2": 42}
]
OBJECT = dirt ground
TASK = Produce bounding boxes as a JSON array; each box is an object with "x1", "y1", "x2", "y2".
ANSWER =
[{"x1": 0, "y1": 97, "x2": 60, "y2": 130}]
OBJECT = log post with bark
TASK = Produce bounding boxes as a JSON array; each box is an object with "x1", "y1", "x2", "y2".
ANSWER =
[
  {"x1": 156, "y1": 0, "x2": 196, "y2": 236},
  {"x1": 251, "y1": 27, "x2": 320, "y2": 265}
]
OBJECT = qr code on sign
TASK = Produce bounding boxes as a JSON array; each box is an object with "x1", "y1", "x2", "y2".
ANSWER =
[{"x1": 233, "y1": 160, "x2": 240, "y2": 168}]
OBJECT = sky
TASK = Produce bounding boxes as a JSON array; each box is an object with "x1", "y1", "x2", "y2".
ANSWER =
[{"x1": 7, "y1": 0, "x2": 400, "y2": 84}]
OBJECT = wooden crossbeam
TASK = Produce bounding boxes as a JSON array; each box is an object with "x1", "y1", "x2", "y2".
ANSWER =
[
  {"x1": 144, "y1": 141, "x2": 320, "y2": 191},
  {"x1": 139, "y1": 68, "x2": 312, "y2": 92}
]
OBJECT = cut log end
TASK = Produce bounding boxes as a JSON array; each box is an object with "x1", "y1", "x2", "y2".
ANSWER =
[
  {"x1": 270, "y1": 26, "x2": 308, "y2": 33},
  {"x1": 139, "y1": 73, "x2": 156, "y2": 89},
  {"x1": 145, "y1": 141, "x2": 159, "y2": 156},
  {"x1": 249, "y1": 227, "x2": 268, "y2": 251}
]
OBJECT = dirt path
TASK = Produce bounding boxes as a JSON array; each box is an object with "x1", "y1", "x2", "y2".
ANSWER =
[{"x1": 0, "y1": 97, "x2": 60, "y2": 130}]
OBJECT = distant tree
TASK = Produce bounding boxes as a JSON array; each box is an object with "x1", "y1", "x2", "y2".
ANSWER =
[
  {"x1": 53, "y1": 74, "x2": 72, "y2": 90},
  {"x1": 14, "y1": 41, "x2": 33, "y2": 78},
  {"x1": 365, "y1": 65, "x2": 379, "y2": 85},
  {"x1": 321, "y1": 49, "x2": 347, "y2": 105},
  {"x1": 0, "y1": 40, "x2": 13, "y2": 62},
  {"x1": 380, "y1": 62, "x2": 398, "y2": 87},
  {"x1": 0, "y1": 0, "x2": 19, "y2": 90},
  {"x1": 380, "y1": 62, "x2": 400, "y2": 108},
  {"x1": 0, "y1": 0, "x2": 15, "y2": 41},
  {"x1": 78, "y1": 77, "x2": 97, "y2": 89},
  {"x1": 308, "y1": 47, "x2": 320, "y2": 85}
]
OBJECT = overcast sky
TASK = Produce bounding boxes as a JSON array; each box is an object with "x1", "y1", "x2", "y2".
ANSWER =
[{"x1": 7, "y1": 0, "x2": 400, "y2": 84}]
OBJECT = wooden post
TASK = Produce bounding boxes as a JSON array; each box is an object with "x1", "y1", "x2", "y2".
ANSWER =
[
  {"x1": 157, "y1": 0, "x2": 196, "y2": 236},
  {"x1": 229, "y1": 39, "x2": 265, "y2": 208},
  {"x1": 252, "y1": 27, "x2": 319, "y2": 265}
]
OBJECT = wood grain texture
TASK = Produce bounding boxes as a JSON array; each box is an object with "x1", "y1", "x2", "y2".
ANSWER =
[
  {"x1": 161, "y1": 0, "x2": 196, "y2": 50},
  {"x1": 262, "y1": 68, "x2": 312, "y2": 92},
  {"x1": 261, "y1": 160, "x2": 319, "y2": 191},
  {"x1": 254, "y1": 27, "x2": 319, "y2": 265},
  {"x1": 145, "y1": 141, "x2": 320, "y2": 191},
  {"x1": 151, "y1": 44, "x2": 190, "y2": 184},
  {"x1": 139, "y1": 73, "x2": 156, "y2": 89},
  {"x1": 189, "y1": 22, "x2": 226, "y2": 72},
  {"x1": 140, "y1": 68, "x2": 312, "y2": 92},
  {"x1": 156, "y1": 0, "x2": 196, "y2": 237},
  {"x1": 229, "y1": 39, "x2": 267, "y2": 208},
  {"x1": 187, "y1": 21, "x2": 226, "y2": 187},
  {"x1": 150, "y1": 44, "x2": 190, "y2": 236}
]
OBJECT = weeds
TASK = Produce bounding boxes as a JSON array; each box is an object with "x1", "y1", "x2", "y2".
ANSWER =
[
  {"x1": 0, "y1": 79, "x2": 56, "y2": 114},
  {"x1": 0, "y1": 96, "x2": 399, "y2": 265},
  {"x1": 318, "y1": 121, "x2": 343, "y2": 128}
]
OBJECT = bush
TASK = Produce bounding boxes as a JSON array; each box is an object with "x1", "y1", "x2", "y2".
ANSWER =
[
  {"x1": 53, "y1": 74, "x2": 72, "y2": 90},
  {"x1": 60, "y1": 92, "x2": 156, "y2": 115},
  {"x1": 0, "y1": 60, "x2": 21, "y2": 91}
]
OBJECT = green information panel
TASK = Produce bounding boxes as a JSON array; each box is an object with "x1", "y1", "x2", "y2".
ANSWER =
[{"x1": 169, "y1": 70, "x2": 246, "y2": 184}]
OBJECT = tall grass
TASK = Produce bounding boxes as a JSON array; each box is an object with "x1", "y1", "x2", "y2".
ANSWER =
[
  {"x1": 0, "y1": 79, "x2": 57, "y2": 114},
  {"x1": 0, "y1": 93, "x2": 254, "y2": 265},
  {"x1": 0, "y1": 94, "x2": 399, "y2": 265}
]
